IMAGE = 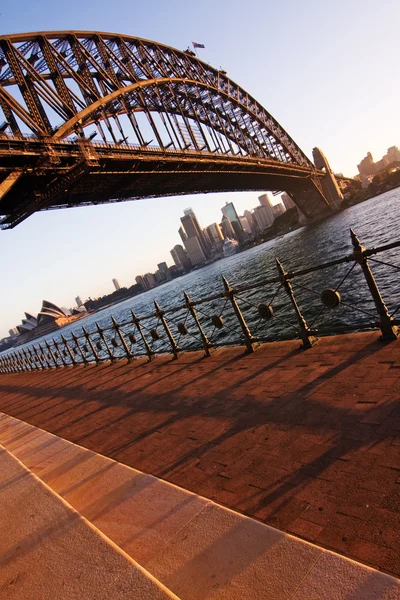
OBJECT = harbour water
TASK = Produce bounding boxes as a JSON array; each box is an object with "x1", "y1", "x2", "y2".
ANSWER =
[{"x1": 9, "y1": 188, "x2": 400, "y2": 355}]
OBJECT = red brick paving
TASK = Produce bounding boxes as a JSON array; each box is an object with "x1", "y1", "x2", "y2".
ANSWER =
[{"x1": 0, "y1": 331, "x2": 400, "y2": 577}]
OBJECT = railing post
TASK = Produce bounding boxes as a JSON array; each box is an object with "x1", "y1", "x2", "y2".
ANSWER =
[
  {"x1": 39, "y1": 343, "x2": 51, "y2": 369},
  {"x1": 131, "y1": 310, "x2": 153, "y2": 361},
  {"x1": 33, "y1": 344, "x2": 46, "y2": 370},
  {"x1": 22, "y1": 348, "x2": 34, "y2": 371},
  {"x1": 184, "y1": 291, "x2": 213, "y2": 356},
  {"x1": 82, "y1": 327, "x2": 100, "y2": 364},
  {"x1": 62, "y1": 335, "x2": 76, "y2": 366},
  {"x1": 222, "y1": 276, "x2": 255, "y2": 353},
  {"x1": 111, "y1": 316, "x2": 133, "y2": 361},
  {"x1": 95, "y1": 323, "x2": 114, "y2": 362},
  {"x1": 276, "y1": 258, "x2": 317, "y2": 349},
  {"x1": 351, "y1": 229, "x2": 398, "y2": 341},
  {"x1": 154, "y1": 300, "x2": 179, "y2": 359},
  {"x1": 71, "y1": 332, "x2": 88, "y2": 365},
  {"x1": 45, "y1": 340, "x2": 59, "y2": 368},
  {"x1": 53, "y1": 338, "x2": 67, "y2": 368}
]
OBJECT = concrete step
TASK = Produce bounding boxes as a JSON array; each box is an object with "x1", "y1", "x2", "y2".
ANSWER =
[
  {"x1": 0, "y1": 442, "x2": 180, "y2": 599},
  {"x1": 1, "y1": 411, "x2": 399, "y2": 600}
]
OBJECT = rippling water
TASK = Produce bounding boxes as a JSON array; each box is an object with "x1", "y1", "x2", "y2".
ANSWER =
[{"x1": 9, "y1": 188, "x2": 400, "y2": 359}]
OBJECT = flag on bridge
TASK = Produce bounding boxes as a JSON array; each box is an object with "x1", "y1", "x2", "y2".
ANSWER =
[{"x1": 192, "y1": 42, "x2": 205, "y2": 49}]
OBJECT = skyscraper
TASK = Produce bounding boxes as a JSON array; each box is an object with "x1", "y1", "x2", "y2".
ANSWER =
[
  {"x1": 281, "y1": 192, "x2": 296, "y2": 211},
  {"x1": 258, "y1": 193, "x2": 275, "y2": 226},
  {"x1": 157, "y1": 262, "x2": 172, "y2": 281},
  {"x1": 220, "y1": 215, "x2": 236, "y2": 239},
  {"x1": 206, "y1": 223, "x2": 224, "y2": 245},
  {"x1": 180, "y1": 210, "x2": 210, "y2": 258},
  {"x1": 171, "y1": 244, "x2": 192, "y2": 272},
  {"x1": 75, "y1": 296, "x2": 83, "y2": 307},
  {"x1": 112, "y1": 278, "x2": 120, "y2": 291},
  {"x1": 183, "y1": 237, "x2": 206, "y2": 266}
]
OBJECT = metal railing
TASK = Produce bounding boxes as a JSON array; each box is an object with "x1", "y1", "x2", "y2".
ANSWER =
[{"x1": 1, "y1": 229, "x2": 399, "y2": 374}]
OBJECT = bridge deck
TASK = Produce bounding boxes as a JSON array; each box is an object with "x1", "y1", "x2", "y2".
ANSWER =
[{"x1": 0, "y1": 331, "x2": 399, "y2": 577}]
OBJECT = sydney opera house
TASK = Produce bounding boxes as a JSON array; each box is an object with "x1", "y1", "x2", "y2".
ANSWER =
[{"x1": 14, "y1": 300, "x2": 86, "y2": 346}]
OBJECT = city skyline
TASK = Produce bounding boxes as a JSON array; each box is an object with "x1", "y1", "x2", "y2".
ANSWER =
[{"x1": 0, "y1": 0, "x2": 398, "y2": 338}]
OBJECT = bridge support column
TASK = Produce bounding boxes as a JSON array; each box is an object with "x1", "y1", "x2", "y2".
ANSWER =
[{"x1": 313, "y1": 147, "x2": 344, "y2": 210}]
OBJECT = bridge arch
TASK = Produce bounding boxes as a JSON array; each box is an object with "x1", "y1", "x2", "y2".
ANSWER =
[{"x1": 0, "y1": 31, "x2": 341, "y2": 228}]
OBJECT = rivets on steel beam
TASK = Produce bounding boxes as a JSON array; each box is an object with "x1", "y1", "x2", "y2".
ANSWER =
[
  {"x1": 321, "y1": 289, "x2": 341, "y2": 309},
  {"x1": 258, "y1": 304, "x2": 274, "y2": 320}
]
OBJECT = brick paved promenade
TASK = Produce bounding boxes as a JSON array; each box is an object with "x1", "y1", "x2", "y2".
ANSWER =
[{"x1": 0, "y1": 331, "x2": 399, "y2": 577}]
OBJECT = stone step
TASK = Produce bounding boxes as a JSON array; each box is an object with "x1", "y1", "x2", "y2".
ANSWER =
[
  {"x1": 0, "y1": 441, "x2": 180, "y2": 599},
  {"x1": 1, "y1": 411, "x2": 399, "y2": 600}
]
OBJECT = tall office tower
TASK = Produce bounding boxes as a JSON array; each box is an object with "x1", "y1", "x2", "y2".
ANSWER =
[
  {"x1": 221, "y1": 201, "x2": 246, "y2": 242},
  {"x1": 273, "y1": 203, "x2": 285, "y2": 217},
  {"x1": 239, "y1": 215, "x2": 252, "y2": 234},
  {"x1": 112, "y1": 278, "x2": 121, "y2": 291},
  {"x1": 178, "y1": 226, "x2": 188, "y2": 243},
  {"x1": 387, "y1": 146, "x2": 400, "y2": 163},
  {"x1": 75, "y1": 296, "x2": 83, "y2": 307},
  {"x1": 281, "y1": 192, "x2": 296, "y2": 211},
  {"x1": 253, "y1": 205, "x2": 274, "y2": 231},
  {"x1": 135, "y1": 275, "x2": 148, "y2": 290},
  {"x1": 206, "y1": 222, "x2": 224, "y2": 245},
  {"x1": 220, "y1": 215, "x2": 236, "y2": 239},
  {"x1": 143, "y1": 273, "x2": 157, "y2": 288},
  {"x1": 244, "y1": 210, "x2": 257, "y2": 232},
  {"x1": 157, "y1": 262, "x2": 172, "y2": 281},
  {"x1": 257, "y1": 193, "x2": 275, "y2": 226},
  {"x1": 180, "y1": 211, "x2": 210, "y2": 258},
  {"x1": 170, "y1": 244, "x2": 192, "y2": 272},
  {"x1": 183, "y1": 237, "x2": 206, "y2": 266}
]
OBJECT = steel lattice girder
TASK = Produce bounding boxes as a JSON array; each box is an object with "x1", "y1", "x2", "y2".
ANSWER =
[{"x1": 0, "y1": 31, "x2": 330, "y2": 228}]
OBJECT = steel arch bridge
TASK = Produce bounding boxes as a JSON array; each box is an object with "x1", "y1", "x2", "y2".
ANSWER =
[{"x1": 0, "y1": 31, "x2": 337, "y2": 229}]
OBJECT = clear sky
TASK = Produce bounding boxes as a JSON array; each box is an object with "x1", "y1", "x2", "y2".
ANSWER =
[{"x1": 0, "y1": 0, "x2": 399, "y2": 337}]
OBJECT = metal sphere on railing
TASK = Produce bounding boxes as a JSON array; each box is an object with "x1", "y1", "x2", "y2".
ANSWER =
[
  {"x1": 96, "y1": 341, "x2": 102, "y2": 351},
  {"x1": 73, "y1": 347, "x2": 78, "y2": 355},
  {"x1": 177, "y1": 323, "x2": 188, "y2": 335},
  {"x1": 82, "y1": 344, "x2": 89, "y2": 353},
  {"x1": 150, "y1": 329, "x2": 160, "y2": 341},
  {"x1": 63, "y1": 350, "x2": 68, "y2": 358},
  {"x1": 258, "y1": 304, "x2": 274, "y2": 320},
  {"x1": 111, "y1": 338, "x2": 119, "y2": 347},
  {"x1": 321, "y1": 289, "x2": 341, "y2": 309},
  {"x1": 128, "y1": 334, "x2": 137, "y2": 344},
  {"x1": 211, "y1": 315, "x2": 224, "y2": 329}
]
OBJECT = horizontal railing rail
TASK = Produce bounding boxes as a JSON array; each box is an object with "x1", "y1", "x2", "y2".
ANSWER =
[{"x1": 1, "y1": 228, "x2": 399, "y2": 374}]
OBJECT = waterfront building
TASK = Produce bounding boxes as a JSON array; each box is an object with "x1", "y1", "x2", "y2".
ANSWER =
[
  {"x1": 220, "y1": 215, "x2": 237, "y2": 240},
  {"x1": 221, "y1": 202, "x2": 245, "y2": 241},
  {"x1": 157, "y1": 262, "x2": 172, "y2": 281},
  {"x1": 178, "y1": 226, "x2": 188, "y2": 243},
  {"x1": 75, "y1": 296, "x2": 83, "y2": 307},
  {"x1": 281, "y1": 192, "x2": 296, "y2": 210},
  {"x1": 273, "y1": 203, "x2": 285, "y2": 218},
  {"x1": 253, "y1": 205, "x2": 273, "y2": 231},
  {"x1": 244, "y1": 210, "x2": 258, "y2": 234},
  {"x1": 183, "y1": 236, "x2": 207, "y2": 266},
  {"x1": 170, "y1": 244, "x2": 192, "y2": 272},
  {"x1": 257, "y1": 193, "x2": 275, "y2": 226},
  {"x1": 357, "y1": 152, "x2": 376, "y2": 177},
  {"x1": 222, "y1": 238, "x2": 239, "y2": 257},
  {"x1": 143, "y1": 273, "x2": 157, "y2": 289},
  {"x1": 206, "y1": 222, "x2": 224, "y2": 245},
  {"x1": 8, "y1": 328, "x2": 19, "y2": 338},
  {"x1": 239, "y1": 215, "x2": 252, "y2": 234},
  {"x1": 180, "y1": 211, "x2": 210, "y2": 258},
  {"x1": 112, "y1": 278, "x2": 120, "y2": 291},
  {"x1": 135, "y1": 275, "x2": 148, "y2": 290}
]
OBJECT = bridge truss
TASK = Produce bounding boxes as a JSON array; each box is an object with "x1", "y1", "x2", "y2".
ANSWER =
[{"x1": 0, "y1": 31, "x2": 331, "y2": 228}]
